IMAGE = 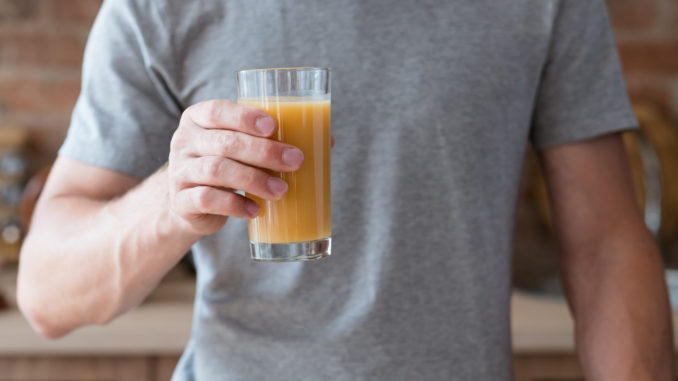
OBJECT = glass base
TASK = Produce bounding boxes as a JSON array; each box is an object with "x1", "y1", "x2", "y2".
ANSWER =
[{"x1": 250, "y1": 237, "x2": 331, "y2": 262}]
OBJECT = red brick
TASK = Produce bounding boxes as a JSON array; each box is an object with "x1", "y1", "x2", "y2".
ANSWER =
[
  {"x1": 52, "y1": 0, "x2": 102, "y2": 24},
  {"x1": 0, "y1": 0, "x2": 39, "y2": 21},
  {"x1": 605, "y1": 0, "x2": 657, "y2": 30},
  {"x1": 0, "y1": 33, "x2": 85, "y2": 68},
  {"x1": 618, "y1": 42, "x2": 678, "y2": 74},
  {"x1": 0, "y1": 78, "x2": 80, "y2": 114}
]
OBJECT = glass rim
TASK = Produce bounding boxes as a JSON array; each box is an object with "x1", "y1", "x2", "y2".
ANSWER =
[{"x1": 236, "y1": 66, "x2": 330, "y2": 74}]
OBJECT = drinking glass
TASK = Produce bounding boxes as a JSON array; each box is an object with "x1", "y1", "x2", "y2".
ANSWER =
[{"x1": 236, "y1": 67, "x2": 331, "y2": 261}]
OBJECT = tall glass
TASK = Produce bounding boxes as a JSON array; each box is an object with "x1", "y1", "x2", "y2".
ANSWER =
[{"x1": 236, "y1": 67, "x2": 331, "y2": 261}]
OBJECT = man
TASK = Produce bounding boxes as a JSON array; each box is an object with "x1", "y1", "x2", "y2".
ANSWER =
[{"x1": 16, "y1": 0, "x2": 674, "y2": 379}]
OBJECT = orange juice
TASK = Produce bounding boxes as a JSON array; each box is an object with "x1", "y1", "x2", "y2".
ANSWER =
[{"x1": 239, "y1": 97, "x2": 331, "y2": 244}]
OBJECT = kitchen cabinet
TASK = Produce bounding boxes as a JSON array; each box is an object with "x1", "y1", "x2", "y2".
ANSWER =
[
  {"x1": 0, "y1": 356, "x2": 180, "y2": 381},
  {"x1": 0, "y1": 268, "x2": 190, "y2": 381},
  {"x1": 0, "y1": 357, "x2": 150, "y2": 381}
]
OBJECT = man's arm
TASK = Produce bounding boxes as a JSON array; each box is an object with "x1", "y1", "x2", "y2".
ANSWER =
[
  {"x1": 17, "y1": 100, "x2": 303, "y2": 338},
  {"x1": 539, "y1": 133, "x2": 674, "y2": 380},
  {"x1": 17, "y1": 160, "x2": 195, "y2": 338}
]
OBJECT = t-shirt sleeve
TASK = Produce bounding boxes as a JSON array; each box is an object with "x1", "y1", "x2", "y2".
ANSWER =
[
  {"x1": 530, "y1": 0, "x2": 638, "y2": 149},
  {"x1": 59, "y1": 0, "x2": 181, "y2": 179}
]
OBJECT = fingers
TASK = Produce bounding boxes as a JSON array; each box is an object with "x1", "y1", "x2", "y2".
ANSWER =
[
  {"x1": 175, "y1": 156, "x2": 289, "y2": 201},
  {"x1": 184, "y1": 99, "x2": 276, "y2": 137},
  {"x1": 174, "y1": 186, "x2": 260, "y2": 219},
  {"x1": 185, "y1": 129, "x2": 304, "y2": 172},
  {"x1": 174, "y1": 99, "x2": 304, "y2": 172},
  {"x1": 169, "y1": 99, "x2": 316, "y2": 231}
]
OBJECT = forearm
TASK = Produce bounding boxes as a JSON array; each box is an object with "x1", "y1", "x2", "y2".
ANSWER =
[
  {"x1": 563, "y1": 225, "x2": 674, "y2": 380},
  {"x1": 17, "y1": 100, "x2": 293, "y2": 338},
  {"x1": 17, "y1": 166, "x2": 201, "y2": 338}
]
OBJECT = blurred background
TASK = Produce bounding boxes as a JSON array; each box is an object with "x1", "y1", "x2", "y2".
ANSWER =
[{"x1": 0, "y1": 0, "x2": 676, "y2": 380}]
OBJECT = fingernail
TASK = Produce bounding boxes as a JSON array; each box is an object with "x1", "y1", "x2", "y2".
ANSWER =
[
  {"x1": 282, "y1": 148, "x2": 304, "y2": 167},
  {"x1": 267, "y1": 177, "x2": 288, "y2": 196},
  {"x1": 255, "y1": 116, "x2": 275, "y2": 135},
  {"x1": 246, "y1": 200, "x2": 260, "y2": 217}
]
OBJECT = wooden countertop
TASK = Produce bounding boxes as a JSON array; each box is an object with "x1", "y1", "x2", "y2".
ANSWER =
[
  {"x1": 511, "y1": 292, "x2": 577, "y2": 352},
  {"x1": 1, "y1": 269, "x2": 677, "y2": 355},
  {"x1": 0, "y1": 269, "x2": 195, "y2": 356},
  {"x1": 0, "y1": 301, "x2": 193, "y2": 356}
]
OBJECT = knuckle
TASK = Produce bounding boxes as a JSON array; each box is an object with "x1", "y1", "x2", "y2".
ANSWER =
[
  {"x1": 182, "y1": 103, "x2": 204, "y2": 126},
  {"x1": 168, "y1": 160, "x2": 187, "y2": 188},
  {"x1": 235, "y1": 104, "x2": 255, "y2": 130},
  {"x1": 178, "y1": 108, "x2": 191, "y2": 126},
  {"x1": 194, "y1": 187, "x2": 213, "y2": 212},
  {"x1": 169, "y1": 136, "x2": 179, "y2": 152},
  {"x1": 220, "y1": 131, "x2": 242, "y2": 155},
  {"x1": 235, "y1": 106, "x2": 247, "y2": 128},
  {"x1": 239, "y1": 167, "x2": 260, "y2": 189},
  {"x1": 169, "y1": 128, "x2": 185, "y2": 152},
  {"x1": 169, "y1": 182, "x2": 181, "y2": 197},
  {"x1": 258, "y1": 139, "x2": 276, "y2": 159},
  {"x1": 215, "y1": 131, "x2": 229, "y2": 148},
  {"x1": 169, "y1": 191, "x2": 183, "y2": 212},
  {"x1": 218, "y1": 191, "x2": 239, "y2": 216},
  {"x1": 167, "y1": 159, "x2": 179, "y2": 179},
  {"x1": 223, "y1": 191, "x2": 239, "y2": 207},
  {"x1": 203, "y1": 100, "x2": 223, "y2": 125},
  {"x1": 203, "y1": 158, "x2": 222, "y2": 180}
]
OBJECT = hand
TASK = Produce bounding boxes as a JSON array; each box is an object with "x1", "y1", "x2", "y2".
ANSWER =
[{"x1": 168, "y1": 99, "x2": 304, "y2": 235}]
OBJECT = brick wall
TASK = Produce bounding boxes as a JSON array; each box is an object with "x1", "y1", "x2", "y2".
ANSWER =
[
  {"x1": 613, "y1": 0, "x2": 678, "y2": 121},
  {"x1": 0, "y1": 0, "x2": 101, "y2": 173},
  {"x1": 0, "y1": 0, "x2": 676, "y2": 175}
]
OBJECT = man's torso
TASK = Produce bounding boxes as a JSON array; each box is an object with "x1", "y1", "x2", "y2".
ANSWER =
[{"x1": 141, "y1": 1, "x2": 554, "y2": 379}]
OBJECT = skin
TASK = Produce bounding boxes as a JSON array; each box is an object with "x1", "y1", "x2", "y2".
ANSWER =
[
  {"x1": 17, "y1": 99, "x2": 302, "y2": 337},
  {"x1": 539, "y1": 133, "x2": 674, "y2": 380},
  {"x1": 17, "y1": 101, "x2": 673, "y2": 378}
]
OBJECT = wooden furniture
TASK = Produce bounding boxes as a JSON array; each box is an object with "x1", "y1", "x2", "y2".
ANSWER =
[
  {"x1": 0, "y1": 304, "x2": 185, "y2": 380},
  {"x1": 0, "y1": 357, "x2": 173, "y2": 381},
  {"x1": 0, "y1": 268, "x2": 190, "y2": 381},
  {"x1": 512, "y1": 292, "x2": 678, "y2": 381}
]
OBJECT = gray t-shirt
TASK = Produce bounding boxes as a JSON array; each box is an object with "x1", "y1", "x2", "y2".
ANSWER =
[{"x1": 60, "y1": 0, "x2": 636, "y2": 379}]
